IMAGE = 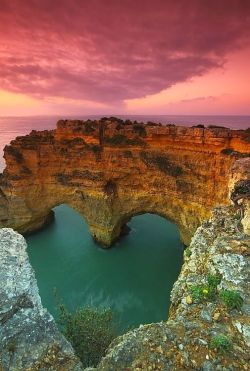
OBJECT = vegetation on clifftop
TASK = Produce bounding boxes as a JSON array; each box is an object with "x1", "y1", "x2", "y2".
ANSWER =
[{"x1": 105, "y1": 134, "x2": 145, "y2": 146}]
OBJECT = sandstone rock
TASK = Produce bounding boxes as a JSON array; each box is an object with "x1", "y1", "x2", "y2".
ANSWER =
[{"x1": 0, "y1": 119, "x2": 249, "y2": 246}]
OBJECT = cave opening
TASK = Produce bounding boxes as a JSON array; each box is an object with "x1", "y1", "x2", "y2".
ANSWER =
[{"x1": 26, "y1": 203, "x2": 184, "y2": 333}]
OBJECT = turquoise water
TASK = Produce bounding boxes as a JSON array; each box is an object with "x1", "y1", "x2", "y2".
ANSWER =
[{"x1": 26, "y1": 204, "x2": 183, "y2": 333}]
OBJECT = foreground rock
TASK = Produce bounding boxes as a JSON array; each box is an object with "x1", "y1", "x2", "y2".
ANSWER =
[
  {"x1": 0, "y1": 228, "x2": 82, "y2": 371},
  {"x1": 0, "y1": 118, "x2": 249, "y2": 246},
  {"x1": 0, "y1": 203, "x2": 249, "y2": 370},
  {"x1": 96, "y1": 206, "x2": 250, "y2": 370}
]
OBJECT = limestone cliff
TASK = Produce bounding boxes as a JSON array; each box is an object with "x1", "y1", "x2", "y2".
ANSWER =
[
  {"x1": 0, "y1": 228, "x2": 82, "y2": 371},
  {"x1": 1, "y1": 205, "x2": 249, "y2": 370},
  {"x1": 95, "y1": 206, "x2": 250, "y2": 370},
  {"x1": 0, "y1": 118, "x2": 249, "y2": 246}
]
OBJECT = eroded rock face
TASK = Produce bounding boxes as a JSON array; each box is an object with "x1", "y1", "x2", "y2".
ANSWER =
[
  {"x1": 0, "y1": 118, "x2": 249, "y2": 246},
  {"x1": 96, "y1": 206, "x2": 250, "y2": 370},
  {"x1": 0, "y1": 207, "x2": 249, "y2": 369},
  {"x1": 0, "y1": 228, "x2": 82, "y2": 370}
]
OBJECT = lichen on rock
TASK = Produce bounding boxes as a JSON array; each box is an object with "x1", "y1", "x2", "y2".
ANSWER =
[
  {"x1": 0, "y1": 228, "x2": 82, "y2": 371},
  {"x1": 94, "y1": 206, "x2": 250, "y2": 370}
]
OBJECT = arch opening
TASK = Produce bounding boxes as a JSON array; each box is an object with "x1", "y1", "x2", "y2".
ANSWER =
[{"x1": 26, "y1": 205, "x2": 184, "y2": 333}]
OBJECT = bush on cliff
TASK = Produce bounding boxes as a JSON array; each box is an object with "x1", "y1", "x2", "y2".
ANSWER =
[
  {"x1": 210, "y1": 334, "x2": 231, "y2": 353},
  {"x1": 219, "y1": 289, "x2": 243, "y2": 311},
  {"x1": 133, "y1": 124, "x2": 147, "y2": 137},
  {"x1": 58, "y1": 304, "x2": 116, "y2": 367},
  {"x1": 140, "y1": 151, "x2": 183, "y2": 177},
  {"x1": 4, "y1": 146, "x2": 23, "y2": 163}
]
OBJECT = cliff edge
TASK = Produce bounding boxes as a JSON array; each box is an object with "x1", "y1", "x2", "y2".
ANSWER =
[
  {"x1": 0, "y1": 228, "x2": 82, "y2": 371},
  {"x1": 96, "y1": 206, "x2": 250, "y2": 370},
  {"x1": 1, "y1": 204, "x2": 249, "y2": 370}
]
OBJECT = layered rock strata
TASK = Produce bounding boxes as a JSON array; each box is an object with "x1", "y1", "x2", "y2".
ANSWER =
[
  {"x1": 0, "y1": 228, "x2": 82, "y2": 371},
  {"x1": 0, "y1": 118, "x2": 249, "y2": 246}
]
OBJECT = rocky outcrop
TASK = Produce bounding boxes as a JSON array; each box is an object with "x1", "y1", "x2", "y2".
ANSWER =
[
  {"x1": 1, "y1": 207, "x2": 249, "y2": 370},
  {"x1": 95, "y1": 206, "x2": 250, "y2": 370},
  {"x1": 0, "y1": 118, "x2": 249, "y2": 246},
  {"x1": 0, "y1": 228, "x2": 82, "y2": 371}
]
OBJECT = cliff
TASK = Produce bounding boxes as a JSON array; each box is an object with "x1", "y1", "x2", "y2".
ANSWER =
[
  {"x1": 0, "y1": 118, "x2": 249, "y2": 246},
  {"x1": 96, "y1": 205, "x2": 250, "y2": 370},
  {"x1": 0, "y1": 228, "x2": 82, "y2": 371},
  {"x1": 1, "y1": 205, "x2": 249, "y2": 370}
]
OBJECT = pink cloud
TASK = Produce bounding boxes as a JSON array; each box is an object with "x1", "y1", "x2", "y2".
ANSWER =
[{"x1": 0, "y1": 0, "x2": 250, "y2": 104}]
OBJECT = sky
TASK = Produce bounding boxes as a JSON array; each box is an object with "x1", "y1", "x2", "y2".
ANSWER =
[{"x1": 0, "y1": 0, "x2": 250, "y2": 116}]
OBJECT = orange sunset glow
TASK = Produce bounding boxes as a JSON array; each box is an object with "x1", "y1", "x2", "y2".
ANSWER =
[{"x1": 0, "y1": 0, "x2": 250, "y2": 117}]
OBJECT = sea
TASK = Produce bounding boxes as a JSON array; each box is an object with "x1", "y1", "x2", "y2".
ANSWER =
[{"x1": 0, "y1": 114, "x2": 249, "y2": 171}]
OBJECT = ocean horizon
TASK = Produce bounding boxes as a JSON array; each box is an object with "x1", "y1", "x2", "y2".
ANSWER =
[{"x1": 0, "y1": 114, "x2": 249, "y2": 171}]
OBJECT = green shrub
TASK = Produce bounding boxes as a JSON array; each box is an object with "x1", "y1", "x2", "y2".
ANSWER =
[
  {"x1": 207, "y1": 273, "x2": 222, "y2": 288},
  {"x1": 208, "y1": 125, "x2": 228, "y2": 129},
  {"x1": 140, "y1": 152, "x2": 183, "y2": 177},
  {"x1": 105, "y1": 134, "x2": 127, "y2": 145},
  {"x1": 221, "y1": 148, "x2": 234, "y2": 155},
  {"x1": 191, "y1": 284, "x2": 216, "y2": 302},
  {"x1": 71, "y1": 137, "x2": 86, "y2": 145},
  {"x1": 123, "y1": 150, "x2": 133, "y2": 158},
  {"x1": 55, "y1": 173, "x2": 70, "y2": 185},
  {"x1": 133, "y1": 124, "x2": 147, "y2": 137},
  {"x1": 210, "y1": 334, "x2": 231, "y2": 353},
  {"x1": 5, "y1": 146, "x2": 23, "y2": 163},
  {"x1": 190, "y1": 273, "x2": 222, "y2": 302},
  {"x1": 6, "y1": 339, "x2": 17, "y2": 353},
  {"x1": 233, "y1": 212, "x2": 241, "y2": 220},
  {"x1": 185, "y1": 248, "x2": 192, "y2": 257},
  {"x1": 58, "y1": 305, "x2": 116, "y2": 367},
  {"x1": 192, "y1": 124, "x2": 205, "y2": 128},
  {"x1": 90, "y1": 144, "x2": 102, "y2": 154},
  {"x1": 84, "y1": 122, "x2": 96, "y2": 134},
  {"x1": 219, "y1": 289, "x2": 243, "y2": 310}
]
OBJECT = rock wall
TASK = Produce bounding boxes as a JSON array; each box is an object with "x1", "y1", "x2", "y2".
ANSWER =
[
  {"x1": 96, "y1": 206, "x2": 250, "y2": 370},
  {"x1": 1, "y1": 205, "x2": 249, "y2": 370},
  {"x1": 0, "y1": 228, "x2": 82, "y2": 370},
  {"x1": 0, "y1": 118, "x2": 249, "y2": 246},
  {"x1": 0, "y1": 228, "x2": 82, "y2": 371}
]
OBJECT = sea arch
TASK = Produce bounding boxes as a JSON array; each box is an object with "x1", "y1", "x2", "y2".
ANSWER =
[{"x1": 0, "y1": 118, "x2": 248, "y2": 246}]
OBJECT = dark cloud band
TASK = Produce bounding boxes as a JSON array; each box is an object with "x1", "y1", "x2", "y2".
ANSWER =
[{"x1": 0, "y1": 0, "x2": 249, "y2": 103}]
